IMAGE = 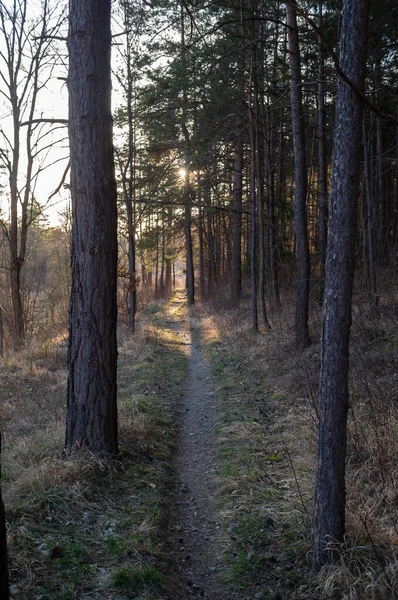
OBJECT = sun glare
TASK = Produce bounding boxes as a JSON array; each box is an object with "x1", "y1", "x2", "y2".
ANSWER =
[{"x1": 178, "y1": 168, "x2": 186, "y2": 180}]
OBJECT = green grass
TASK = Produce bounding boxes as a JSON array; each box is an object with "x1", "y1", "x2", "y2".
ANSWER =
[
  {"x1": 199, "y1": 313, "x2": 314, "y2": 600},
  {"x1": 3, "y1": 293, "x2": 189, "y2": 599}
]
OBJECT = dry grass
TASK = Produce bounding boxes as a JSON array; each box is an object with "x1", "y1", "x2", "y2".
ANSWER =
[
  {"x1": 197, "y1": 284, "x2": 398, "y2": 599},
  {"x1": 0, "y1": 297, "x2": 188, "y2": 599}
]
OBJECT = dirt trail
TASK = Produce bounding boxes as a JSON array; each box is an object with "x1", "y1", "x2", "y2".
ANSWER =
[{"x1": 167, "y1": 295, "x2": 226, "y2": 600}]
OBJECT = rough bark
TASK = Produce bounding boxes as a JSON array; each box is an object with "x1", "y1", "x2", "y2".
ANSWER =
[
  {"x1": 0, "y1": 432, "x2": 9, "y2": 599},
  {"x1": 317, "y1": 0, "x2": 328, "y2": 305},
  {"x1": 252, "y1": 48, "x2": 270, "y2": 330},
  {"x1": 376, "y1": 114, "x2": 386, "y2": 260},
  {"x1": 313, "y1": 0, "x2": 370, "y2": 567},
  {"x1": 66, "y1": 0, "x2": 118, "y2": 455},
  {"x1": 0, "y1": 309, "x2": 3, "y2": 357},
  {"x1": 286, "y1": 0, "x2": 311, "y2": 348},
  {"x1": 198, "y1": 206, "x2": 206, "y2": 298},
  {"x1": 363, "y1": 117, "x2": 379, "y2": 317}
]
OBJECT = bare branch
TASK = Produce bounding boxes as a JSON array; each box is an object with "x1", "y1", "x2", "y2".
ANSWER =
[
  {"x1": 48, "y1": 160, "x2": 70, "y2": 201},
  {"x1": 20, "y1": 118, "x2": 68, "y2": 127}
]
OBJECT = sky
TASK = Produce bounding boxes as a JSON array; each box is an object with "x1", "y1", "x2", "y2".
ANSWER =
[{"x1": 0, "y1": 0, "x2": 128, "y2": 228}]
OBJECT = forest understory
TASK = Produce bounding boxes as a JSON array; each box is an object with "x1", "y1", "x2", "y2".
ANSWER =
[{"x1": 1, "y1": 285, "x2": 397, "y2": 600}]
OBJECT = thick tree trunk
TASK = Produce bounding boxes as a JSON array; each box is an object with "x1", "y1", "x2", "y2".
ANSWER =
[
  {"x1": 0, "y1": 433, "x2": 9, "y2": 599},
  {"x1": 286, "y1": 0, "x2": 311, "y2": 348},
  {"x1": 230, "y1": 129, "x2": 243, "y2": 307},
  {"x1": 313, "y1": 0, "x2": 370, "y2": 567},
  {"x1": 66, "y1": 0, "x2": 118, "y2": 455}
]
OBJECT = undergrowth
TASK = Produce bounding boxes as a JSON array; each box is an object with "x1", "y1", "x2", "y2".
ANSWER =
[
  {"x1": 197, "y1": 289, "x2": 398, "y2": 600},
  {"x1": 1, "y1": 294, "x2": 188, "y2": 600}
]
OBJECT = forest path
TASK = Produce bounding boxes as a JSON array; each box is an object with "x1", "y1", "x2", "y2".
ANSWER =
[{"x1": 165, "y1": 291, "x2": 226, "y2": 600}]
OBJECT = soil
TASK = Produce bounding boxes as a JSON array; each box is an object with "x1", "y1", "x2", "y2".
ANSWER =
[{"x1": 166, "y1": 296, "x2": 226, "y2": 600}]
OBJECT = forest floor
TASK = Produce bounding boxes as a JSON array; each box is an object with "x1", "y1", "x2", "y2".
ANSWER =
[{"x1": 1, "y1": 288, "x2": 397, "y2": 599}]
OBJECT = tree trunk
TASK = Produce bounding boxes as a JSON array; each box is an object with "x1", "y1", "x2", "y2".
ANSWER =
[
  {"x1": 318, "y1": 0, "x2": 328, "y2": 305},
  {"x1": 198, "y1": 206, "x2": 206, "y2": 298},
  {"x1": 286, "y1": 0, "x2": 311, "y2": 348},
  {"x1": 363, "y1": 117, "x2": 379, "y2": 317},
  {"x1": 313, "y1": 0, "x2": 370, "y2": 567},
  {"x1": 230, "y1": 125, "x2": 243, "y2": 308},
  {"x1": 0, "y1": 432, "x2": 9, "y2": 600},
  {"x1": 252, "y1": 48, "x2": 270, "y2": 330},
  {"x1": 249, "y1": 82, "x2": 259, "y2": 333},
  {"x1": 180, "y1": 2, "x2": 195, "y2": 306},
  {"x1": 264, "y1": 110, "x2": 281, "y2": 310},
  {"x1": 66, "y1": 0, "x2": 118, "y2": 455},
  {"x1": 0, "y1": 308, "x2": 3, "y2": 357},
  {"x1": 376, "y1": 114, "x2": 386, "y2": 260}
]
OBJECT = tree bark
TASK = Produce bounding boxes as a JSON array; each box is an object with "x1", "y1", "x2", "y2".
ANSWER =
[
  {"x1": 317, "y1": 0, "x2": 328, "y2": 305},
  {"x1": 0, "y1": 432, "x2": 9, "y2": 599},
  {"x1": 248, "y1": 82, "x2": 259, "y2": 333},
  {"x1": 286, "y1": 0, "x2": 311, "y2": 348},
  {"x1": 180, "y1": 3, "x2": 195, "y2": 306},
  {"x1": 66, "y1": 0, "x2": 118, "y2": 455},
  {"x1": 230, "y1": 128, "x2": 243, "y2": 307},
  {"x1": 363, "y1": 117, "x2": 379, "y2": 317},
  {"x1": 313, "y1": 0, "x2": 370, "y2": 567},
  {"x1": 252, "y1": 47, "x2": 270, "y2": 330}
]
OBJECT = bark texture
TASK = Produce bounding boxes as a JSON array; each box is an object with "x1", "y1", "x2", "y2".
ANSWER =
[
  {"x1": 66, "y1": 0, "x2": 118, "y2": 454},
  {"x1": 286, "y1": 0, "x2": 310, "y2": 348},
  {"x1": 0, "y1": 433, "x2": 9, "y2": 599},
  {"x1": 313, "y1": 0, "x2": 370, "y2": 567},
  {"x1": 317, "y1": 0, "x2": 328, "y2": 305},
  {"x1": 230, "y1": 129, "x2": 243, "y2": 307}
]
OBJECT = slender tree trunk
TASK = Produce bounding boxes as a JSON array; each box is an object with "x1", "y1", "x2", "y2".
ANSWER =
[
  {"x1": 66, "y1": 0, "x2": 118, "y2": 455},
  {"x1": 313, "y1": 0, "x2": 370, "y2": 567},
  {"x1": 376, "y1": 114, "x2": 386, "y2": 260},
  {"x1": 249, "y1": 83, "x2": 259, "y2": 333},
  {"x1": 160, "y1": 221, "x2": 166, "y2": 298},
  {"x1": 0, "y1": 308, "x2": 3, "y2": 357},
  {"x1": 286, "y1": 0, "x2": 311, "y2": 348},
  {"x1": 252, "y1": 49, "x2": 270, "y2": 330},
  {"x1": 206, "y1": 177, "x2": 215, "y2": 294},
  {"x1": 180, "y1": 2, "x2": 194, "y2": 305},
  {"x1": 318, "y1": 0, "x2": 328, "y2": 305},
  {"x1": 199, "y1": 206, "x2": 206, "y2": 298},
  {"x1": 393, "y1": 127, "x2": 398, "y2": 253},
  {"x1": 363, "y1": 117, "x2": 379, "y2": 317},
  {"x1": 0, "y1": 432, "x2": 9, "y2": 600},
  {"x1": 230, "y1": 128, "x2": 243, "y2": 307},
  {"x1": 264, "y1": 110, "x2": 281, "y2": 310}
]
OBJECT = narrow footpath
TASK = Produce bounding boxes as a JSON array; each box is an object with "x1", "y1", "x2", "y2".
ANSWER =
[{"x1": 167, "y1": 295, "x2": 226, "y2": 600}]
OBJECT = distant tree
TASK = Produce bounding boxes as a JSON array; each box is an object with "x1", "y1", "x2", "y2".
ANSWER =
[
  {"x1": 313, "y1": 0, "x2": 370, "y2": 567},
  {"x1": 0, "y1": 0, "x2": 67, "y2": 349},
  {"x1": 66, "y1": 0, "x2": 118, "y2": 454},
  {"x1": 0, "y1": 433, "x2": 9, "y2": 599},
  {"x1": 286, "y1": 0, "x2": 311, "y2": 348}
]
